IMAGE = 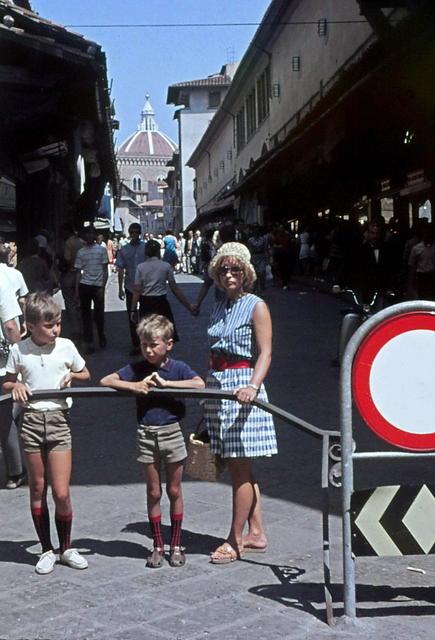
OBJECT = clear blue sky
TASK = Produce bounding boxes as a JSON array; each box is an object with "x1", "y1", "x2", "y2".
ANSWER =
[{"x1": 34, "y1": 0, "x2": 271, "y2": 147}]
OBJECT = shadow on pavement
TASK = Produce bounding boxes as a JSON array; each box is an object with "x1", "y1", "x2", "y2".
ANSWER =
[
  {"x1": 0, "y1": 524, "x2": 223, "y2": 568},
  {"x1": 0, "y1": 539, "x2": 38, "y2": 566},
  {"x1": 249, "y1": 567, "x2": 435, "y2": 622}
]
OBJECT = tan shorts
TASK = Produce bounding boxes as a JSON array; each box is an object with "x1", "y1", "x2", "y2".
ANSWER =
[
  {"x1": 20, "y1": 410, "x2": 72, "y2": 453},
  {"x1": 137, "y1": 421, "x2": 187, "y2": 465}
]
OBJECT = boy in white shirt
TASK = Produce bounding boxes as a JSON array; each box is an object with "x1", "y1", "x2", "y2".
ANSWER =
[{"x1": 3, "y1": 293, "x2": 90, "y2": 575}]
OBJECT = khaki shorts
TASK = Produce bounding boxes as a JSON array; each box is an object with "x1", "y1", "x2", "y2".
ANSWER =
[
  {"x1": 20, "y1": 410, "x2": 72, "y2": 453},
  {"x1": 137, "y1": 421, "x2": 187, "y2": 465}
]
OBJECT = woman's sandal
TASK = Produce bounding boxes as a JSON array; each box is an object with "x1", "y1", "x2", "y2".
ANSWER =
[
  {"x1": 169, "y1": 546, "x2": 186, "y2": 567},
  {"x1": 146, "y1": 547, "x2": 164, "y2": 568},
  {"x1": 210, "y1": 542, "x2": 243, "y2": 565}
]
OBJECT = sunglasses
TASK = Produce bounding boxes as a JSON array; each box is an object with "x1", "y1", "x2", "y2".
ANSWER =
[{"x1": 217, "y1": 265, "x2": 244, "y2": 276}]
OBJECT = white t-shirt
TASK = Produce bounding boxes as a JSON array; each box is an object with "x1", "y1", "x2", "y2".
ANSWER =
[
  {"x1": 0, "y1": 278, "x2": 21, "y2": 373},
  {"x1": 0, "y1": 263, "x2": 28, "y2": 297},
  {"x1": 0, "y1": 278, "x2": 21, "y2": 325},
  {"x1": 6, "y1": 336, "x2": 86, "y2": 411}
]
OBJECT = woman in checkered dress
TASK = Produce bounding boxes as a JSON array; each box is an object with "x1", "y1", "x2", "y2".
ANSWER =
[{"x1": 204, "y1": 243, "x2": 277, "y2": 564}]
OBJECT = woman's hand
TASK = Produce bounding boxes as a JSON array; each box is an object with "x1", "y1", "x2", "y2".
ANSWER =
[{"x1": 234, "y1": 385, "x2": 258, "y2": 405}]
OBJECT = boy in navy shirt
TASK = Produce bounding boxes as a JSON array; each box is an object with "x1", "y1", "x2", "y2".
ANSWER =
[{"x1": 100, "y1": 314, "x2": 204, "y2": 568}]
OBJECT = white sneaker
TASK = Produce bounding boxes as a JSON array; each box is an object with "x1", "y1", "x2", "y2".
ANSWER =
[
  {"x1": 35, "y1": 550, "x2": 56, "y2": 575},
  {"x1": 60, "y1": 548, "x2": 88, "y2": 570}
]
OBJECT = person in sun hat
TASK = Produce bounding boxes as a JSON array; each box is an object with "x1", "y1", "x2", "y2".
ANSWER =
[{"x1": 204, "y1": 242, "x2": 277, "y2": 564}]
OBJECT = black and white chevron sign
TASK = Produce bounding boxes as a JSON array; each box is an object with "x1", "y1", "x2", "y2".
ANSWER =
[{"x1": 351, "y1": 484, "x2": 435, "y2": 557}]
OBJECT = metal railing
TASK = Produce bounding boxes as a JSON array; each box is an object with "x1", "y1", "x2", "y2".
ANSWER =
[{"x1": 0, "y1": 385, "x2": 340, "y2": 625}]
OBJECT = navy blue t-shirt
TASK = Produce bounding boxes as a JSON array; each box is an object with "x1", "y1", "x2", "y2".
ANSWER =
[{"x1": 116, "y1": 358, "x2": 199, "y2": 426}]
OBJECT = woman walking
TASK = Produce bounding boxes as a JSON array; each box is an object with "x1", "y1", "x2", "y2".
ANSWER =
[
  {"x1": 204, "y1": 242, "x2": 277, "y2": 564},
  {"x1": 130, "y1": 240, "x2": 195, "y2": 341}
]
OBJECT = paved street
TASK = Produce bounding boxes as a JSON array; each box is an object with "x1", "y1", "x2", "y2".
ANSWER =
[{"x1": 1, "y1": 272, "x2": 434, "y2": 640}]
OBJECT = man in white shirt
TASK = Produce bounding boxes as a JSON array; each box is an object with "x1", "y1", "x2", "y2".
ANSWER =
[
  {"x1": 74, "y1": 227, "x2": 108, "y2": 354},
  {"x1": 0, "y1": 244, "x2": 28, "y2": 331},
  {"x1": 0, "y1": 246, "x2": 28, "y2": 299},
  {"x1": 0, "y1": 276, "x2": 25, "y2": 489}
]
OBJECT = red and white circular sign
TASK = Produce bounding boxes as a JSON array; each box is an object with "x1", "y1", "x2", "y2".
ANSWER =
[{"x1": 352, "y1": 311, "x2": 435, "y2": 451}]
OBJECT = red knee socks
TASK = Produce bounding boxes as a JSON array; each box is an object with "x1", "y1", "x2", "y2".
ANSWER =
[
  {"x1": 31, "y1": 503, "x2": 52, "y2": 553},
  {"x1": 149, "y1": 515, "x2": 164, "y2": 550},
  {"x1": 170, "y1": 512, "x2": 183, "y2": 549},
  {"x1": 55, "y1": 512, "x2": 72, "y2": 554}
]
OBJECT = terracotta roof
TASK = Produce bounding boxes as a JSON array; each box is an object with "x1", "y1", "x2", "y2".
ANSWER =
[
  {"x1": 169, "y1": 75, "x2": 232, "y2": 89},
  {"x1": 117, "y1": 130, "x2": 176, "y2": 157},
  {"x1": 167, "y1": 71, "x2": 232, "y2": 106}
]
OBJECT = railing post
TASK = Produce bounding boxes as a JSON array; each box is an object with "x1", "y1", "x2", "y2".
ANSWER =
[
  {"x1": 340, "y1": 345, "x2": 356, "y2": 618},
  {"x1": 321, "y1": 434, "x2": 335, "y2": 626}
]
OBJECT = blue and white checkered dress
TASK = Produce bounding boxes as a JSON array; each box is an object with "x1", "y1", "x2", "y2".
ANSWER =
[{"x1": 204, "y1": 293, "x2": 277, "y2": 458}]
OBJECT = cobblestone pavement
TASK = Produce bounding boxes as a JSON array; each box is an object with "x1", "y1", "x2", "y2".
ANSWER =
[{"x1": 0, "y1": 273, "x2": 434, "y2": 639}]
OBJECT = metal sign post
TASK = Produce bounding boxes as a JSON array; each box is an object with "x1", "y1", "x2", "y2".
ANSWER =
[{"x1": 340, "y1": 300, "x2": 435, "y2": 621}]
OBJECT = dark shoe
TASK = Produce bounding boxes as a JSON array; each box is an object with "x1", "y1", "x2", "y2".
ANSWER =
[
  {"x1": 169, "y1": 546, "x2": 186, "y2": 567},
  {"x1": 99, "y1": 335, "x2": 107, "y2": 348},
  {"x1": 6, "y1": 472, "x2": 26, "y2": 489},
  {"x1": 146, "y1": 547, "x2": 164, "y2": 568}
]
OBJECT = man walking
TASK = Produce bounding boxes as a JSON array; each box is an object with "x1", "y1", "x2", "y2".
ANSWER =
[
  {"x1": 116, "y1": 223, "x2": 145, "y2": 355},
  {"x1": 191, "y1": 230, "x2": 202, "y2": 274},
  {"x1": 74, "y1": 227, "x2": 108, "y2": 354},
  {"x1": 59, "y1": 223, "x2": 84, "y2": 343}
]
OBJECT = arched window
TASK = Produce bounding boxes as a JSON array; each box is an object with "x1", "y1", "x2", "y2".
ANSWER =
[{"x1": 133, "y1": 175, "x2": 142, "y2": 191}]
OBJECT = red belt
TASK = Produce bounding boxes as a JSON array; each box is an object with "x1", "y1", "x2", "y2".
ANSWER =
[{"x1": 209, "y1": 355, "x2": 252, "y2": 371}]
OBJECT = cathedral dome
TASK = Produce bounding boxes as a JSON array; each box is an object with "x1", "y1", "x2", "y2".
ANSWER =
[{"x1": 117, "y1": 95, "x2": 177, "y2": 158}]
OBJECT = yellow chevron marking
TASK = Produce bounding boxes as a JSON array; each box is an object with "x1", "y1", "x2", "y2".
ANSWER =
[
  {"x1": 402, "y1": 485, "x2": 435, "y2": 554},
  {"x1": 355, "y1": 486, "x2": 402, "y2": 556}
]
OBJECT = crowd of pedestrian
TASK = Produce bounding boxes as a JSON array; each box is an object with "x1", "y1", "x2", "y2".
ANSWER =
[{"x1": 200, "y1": 215, "x2": 435, "y2": 303}]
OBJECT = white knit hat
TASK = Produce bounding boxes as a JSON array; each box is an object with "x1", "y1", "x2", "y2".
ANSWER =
[{"x1": 208, "y1": 242, "x2": 257, "y2": 288}]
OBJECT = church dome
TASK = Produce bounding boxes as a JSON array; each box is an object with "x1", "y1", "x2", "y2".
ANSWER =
[{"x1": 117, "y1": 95, "x2": 177, "y2": 158}]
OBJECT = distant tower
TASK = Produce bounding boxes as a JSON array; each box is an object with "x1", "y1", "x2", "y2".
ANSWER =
[{"x1": 116, "y1": 95, "x2": 177, "y2": 199}]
